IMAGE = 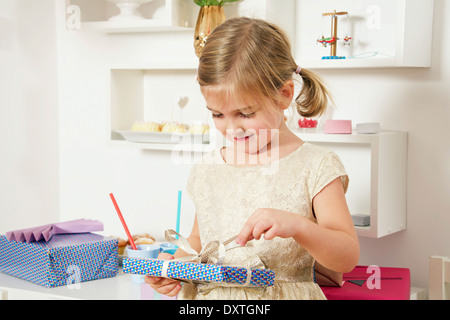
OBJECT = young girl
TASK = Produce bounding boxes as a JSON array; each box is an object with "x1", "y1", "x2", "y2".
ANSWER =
[{"x1": 146, "y1": 17, "x2": 359, "y2": 300}]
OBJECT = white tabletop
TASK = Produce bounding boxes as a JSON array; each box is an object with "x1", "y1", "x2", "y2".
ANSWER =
[{"x1": 0, "y1": 268, "x2": 175, "y2": 300}]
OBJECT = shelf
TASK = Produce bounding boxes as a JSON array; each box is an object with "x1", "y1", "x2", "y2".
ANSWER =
[
  {"x1": 68, "y1": 0, "x2": 297, "y2": 36},
  {"x1": 107, "y1": 64, "x2": 212, "y2": 152},
  {"x1": 293, "y1": 129, "x2": 408, "y2": 238},
  {"x1": 81, "y1": 21, "x2": 194, "y2": 33},
  {"x1": 293, "y1": 129, "x2": 398, "y2": 144},
  {"x1": 295, "y1": 0, "x2": 434, "y2": 69},
  {"x1": 68, "y1": 0, "x2": 199, "y2": 33},
  {"x1": 302, "y1": 57, "x2": 397, "y2": 70},
  {"x1": 108, "y1": 140, "x2": 214, "y2": 153},
  {"x1": 109, "y1": 60, "x2": 199, "y2": 70}
]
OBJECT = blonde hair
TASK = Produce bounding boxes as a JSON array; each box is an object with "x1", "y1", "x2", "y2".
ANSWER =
[{"x1": 198, "y1": 17, "x2": 332, "y2": 118}]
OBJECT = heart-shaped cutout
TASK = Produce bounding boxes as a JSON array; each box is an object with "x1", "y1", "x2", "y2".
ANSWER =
[{"x1": 178, "y1": 96, "x2": 189, "y2": 109}]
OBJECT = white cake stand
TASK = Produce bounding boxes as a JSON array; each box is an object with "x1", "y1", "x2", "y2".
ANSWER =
[{"x1": 106, "y1": 0, "x2": 153, "y2": 22}]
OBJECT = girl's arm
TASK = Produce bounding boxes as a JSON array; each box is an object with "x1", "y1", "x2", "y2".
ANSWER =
[
  {"x1": 236, "y1": 178, "x2": 359, "y2": 273},
  {"x1": 296, "y1": 178, "x2": 359, "y2": 272}
]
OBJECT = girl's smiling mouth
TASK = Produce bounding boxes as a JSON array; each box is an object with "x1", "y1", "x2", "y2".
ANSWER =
[{"x1": 233, "y1": 134, "x2": 255, "y2": 142}]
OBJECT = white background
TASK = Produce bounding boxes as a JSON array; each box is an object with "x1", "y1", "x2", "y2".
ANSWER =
[{"x1": 0, "y1": 0, "x2": 449, "y2": 290}]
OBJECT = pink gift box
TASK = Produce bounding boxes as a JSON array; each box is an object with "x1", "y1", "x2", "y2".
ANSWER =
[
  {"x1": 324, "y1": 120, "x2": 352, "y2": 134},
  {"x1": 321, "y1": 265, "x2": 410, "y2": 300}
]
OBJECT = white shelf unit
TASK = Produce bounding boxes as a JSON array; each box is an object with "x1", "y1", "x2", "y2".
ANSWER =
[
  {"x1": 80, "y1": 21, "x2": 194, "y2": 33},
  {"x1": 295, "y1": 0, "x2": 435, "y2": 69},
  {"x1": 107, "y1": 61, "x2": 216, "y2": 153},
  {"x1": 68, "y1": 0, "x2": 434, "y2": 68},
  {"x1": 67, "y1": 0, "x2": 296, "y2": 35},
  {"x1": 293, "y1": 129, "x2": 408, "y2": 238},
  {"x1": 68, "y1": 0, "x2": 199, "y2": 33}
]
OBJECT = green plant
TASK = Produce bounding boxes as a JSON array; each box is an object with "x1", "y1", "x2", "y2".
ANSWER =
[{"x1": 193, "y1": 0, "x2": 240, "y2": 6}]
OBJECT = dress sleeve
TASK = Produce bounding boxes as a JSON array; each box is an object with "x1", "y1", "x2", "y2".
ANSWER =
[{"x1": 311, "y1": 151, "x2": 349, "y2": 199}]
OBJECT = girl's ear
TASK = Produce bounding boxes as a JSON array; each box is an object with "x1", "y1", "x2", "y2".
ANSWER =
[{"x1": 278, "y1": 80, "x2": 295, "y2": 110}]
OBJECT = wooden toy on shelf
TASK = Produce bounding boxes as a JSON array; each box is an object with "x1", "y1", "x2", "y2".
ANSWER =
[{"x1": 317, "y1": 10, "x2": 351, "y2": 60}]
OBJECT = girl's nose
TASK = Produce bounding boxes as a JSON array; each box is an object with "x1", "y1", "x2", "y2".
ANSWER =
[
  {"x1": 226, "y1": 127, "x2": 245, "y2": 138},
  {"x1": 225, "y1": 119, "x2": 243, "y2": 133}
]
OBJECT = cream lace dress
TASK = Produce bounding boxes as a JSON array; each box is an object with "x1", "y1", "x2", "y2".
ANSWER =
[{"x1": 178, "y1": 142, "x2": 348, "y2": 300}]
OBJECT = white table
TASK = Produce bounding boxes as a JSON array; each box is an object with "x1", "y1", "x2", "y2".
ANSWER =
[{"x1": 0, "y1": 268, "x2": 174, "y2": 300}]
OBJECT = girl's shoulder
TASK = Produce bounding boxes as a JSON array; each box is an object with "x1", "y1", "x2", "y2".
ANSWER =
[
  {"x1": 299, "y1": 143, "x2": 349, "y2": 194},
  {"x1": 286, "y1": 142, "x2": 347, "y2": 177},
  {"x1": 287, "y1": 142, "x2": 337, "y2": 163}
]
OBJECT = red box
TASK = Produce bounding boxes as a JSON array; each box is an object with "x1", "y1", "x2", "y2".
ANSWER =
[{"x1": 321, "y1": 266, "x2": 410, "y2": 300}]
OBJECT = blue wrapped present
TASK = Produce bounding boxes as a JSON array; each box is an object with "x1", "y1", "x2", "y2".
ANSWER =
[
  {"x1": 123, "y1": 258, "x2": 275, "y2": 287},
  {"x1": 122, "y1": 229, "x2": 275, "y2": 288},
  {"x1": 0, "y1": 233, "x2": 118, "y2": 288}
]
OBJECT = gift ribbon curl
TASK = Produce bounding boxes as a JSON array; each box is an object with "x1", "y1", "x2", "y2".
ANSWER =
[{"x1": 162, "y1": 230, "x2": 267, "y2": 294}]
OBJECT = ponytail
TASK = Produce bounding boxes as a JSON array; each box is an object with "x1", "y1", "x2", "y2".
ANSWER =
[{"x1": 295, "y1": 68, "x2": 333, "y2": 118}]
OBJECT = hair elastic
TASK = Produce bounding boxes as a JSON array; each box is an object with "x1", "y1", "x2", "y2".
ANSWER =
[{"x1": 295, "y1": 66, "x2": 302, "y2": 74}]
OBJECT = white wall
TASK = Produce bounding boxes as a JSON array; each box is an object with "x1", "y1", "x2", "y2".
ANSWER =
[
  {"x1": 1, "y1": 0, "x2": 449, "y2": 291},
  {"x1": 0, "y1": 0, "x2": 59, "y2": 232}
]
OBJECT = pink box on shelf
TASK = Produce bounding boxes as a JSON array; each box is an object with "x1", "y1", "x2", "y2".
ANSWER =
[{"x1": 324, "y1": 120, "x2": 352, "y2": 134}]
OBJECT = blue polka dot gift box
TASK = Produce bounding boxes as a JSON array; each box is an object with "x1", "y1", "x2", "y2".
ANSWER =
[
  {"x1": 123, "y1": 258, "x2": 275, "y2": 287},
  {"x1": 0, "y1": 233, "x2": 118, "y2": 288}
]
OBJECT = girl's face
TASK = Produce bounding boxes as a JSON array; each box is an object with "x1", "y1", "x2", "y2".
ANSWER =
[{"x1": 203, "y1": 89, "x2": 286, "y2": 155}]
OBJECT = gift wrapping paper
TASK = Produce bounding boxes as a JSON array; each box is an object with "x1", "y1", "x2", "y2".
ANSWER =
[
  {"x1": 122, "y1": 258, "x2": 275, "y2": 287},
  {"x1": 0, "y1": 233, "x2": 118, "y2": 288}
]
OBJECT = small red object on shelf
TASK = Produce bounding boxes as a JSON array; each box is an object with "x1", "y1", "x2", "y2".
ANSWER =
[{"x1": 298, "y1": 118, "x2": 318, "y2": 128}]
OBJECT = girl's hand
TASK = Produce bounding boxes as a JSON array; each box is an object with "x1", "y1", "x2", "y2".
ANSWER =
[
  {"x1": 144, "y1": 253, "x2": 182, "y2": 297},
  {"x1": 236, "y1": 208, "x2": 302, "y2": 246}
]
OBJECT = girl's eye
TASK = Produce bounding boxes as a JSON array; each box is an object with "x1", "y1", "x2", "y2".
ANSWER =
[
  {"x1": 240, "y1": 112, "x2": 256, "y2": 119},
  {"x1": 211, "y1": 112, "x2": 256, "y2": 119}
]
